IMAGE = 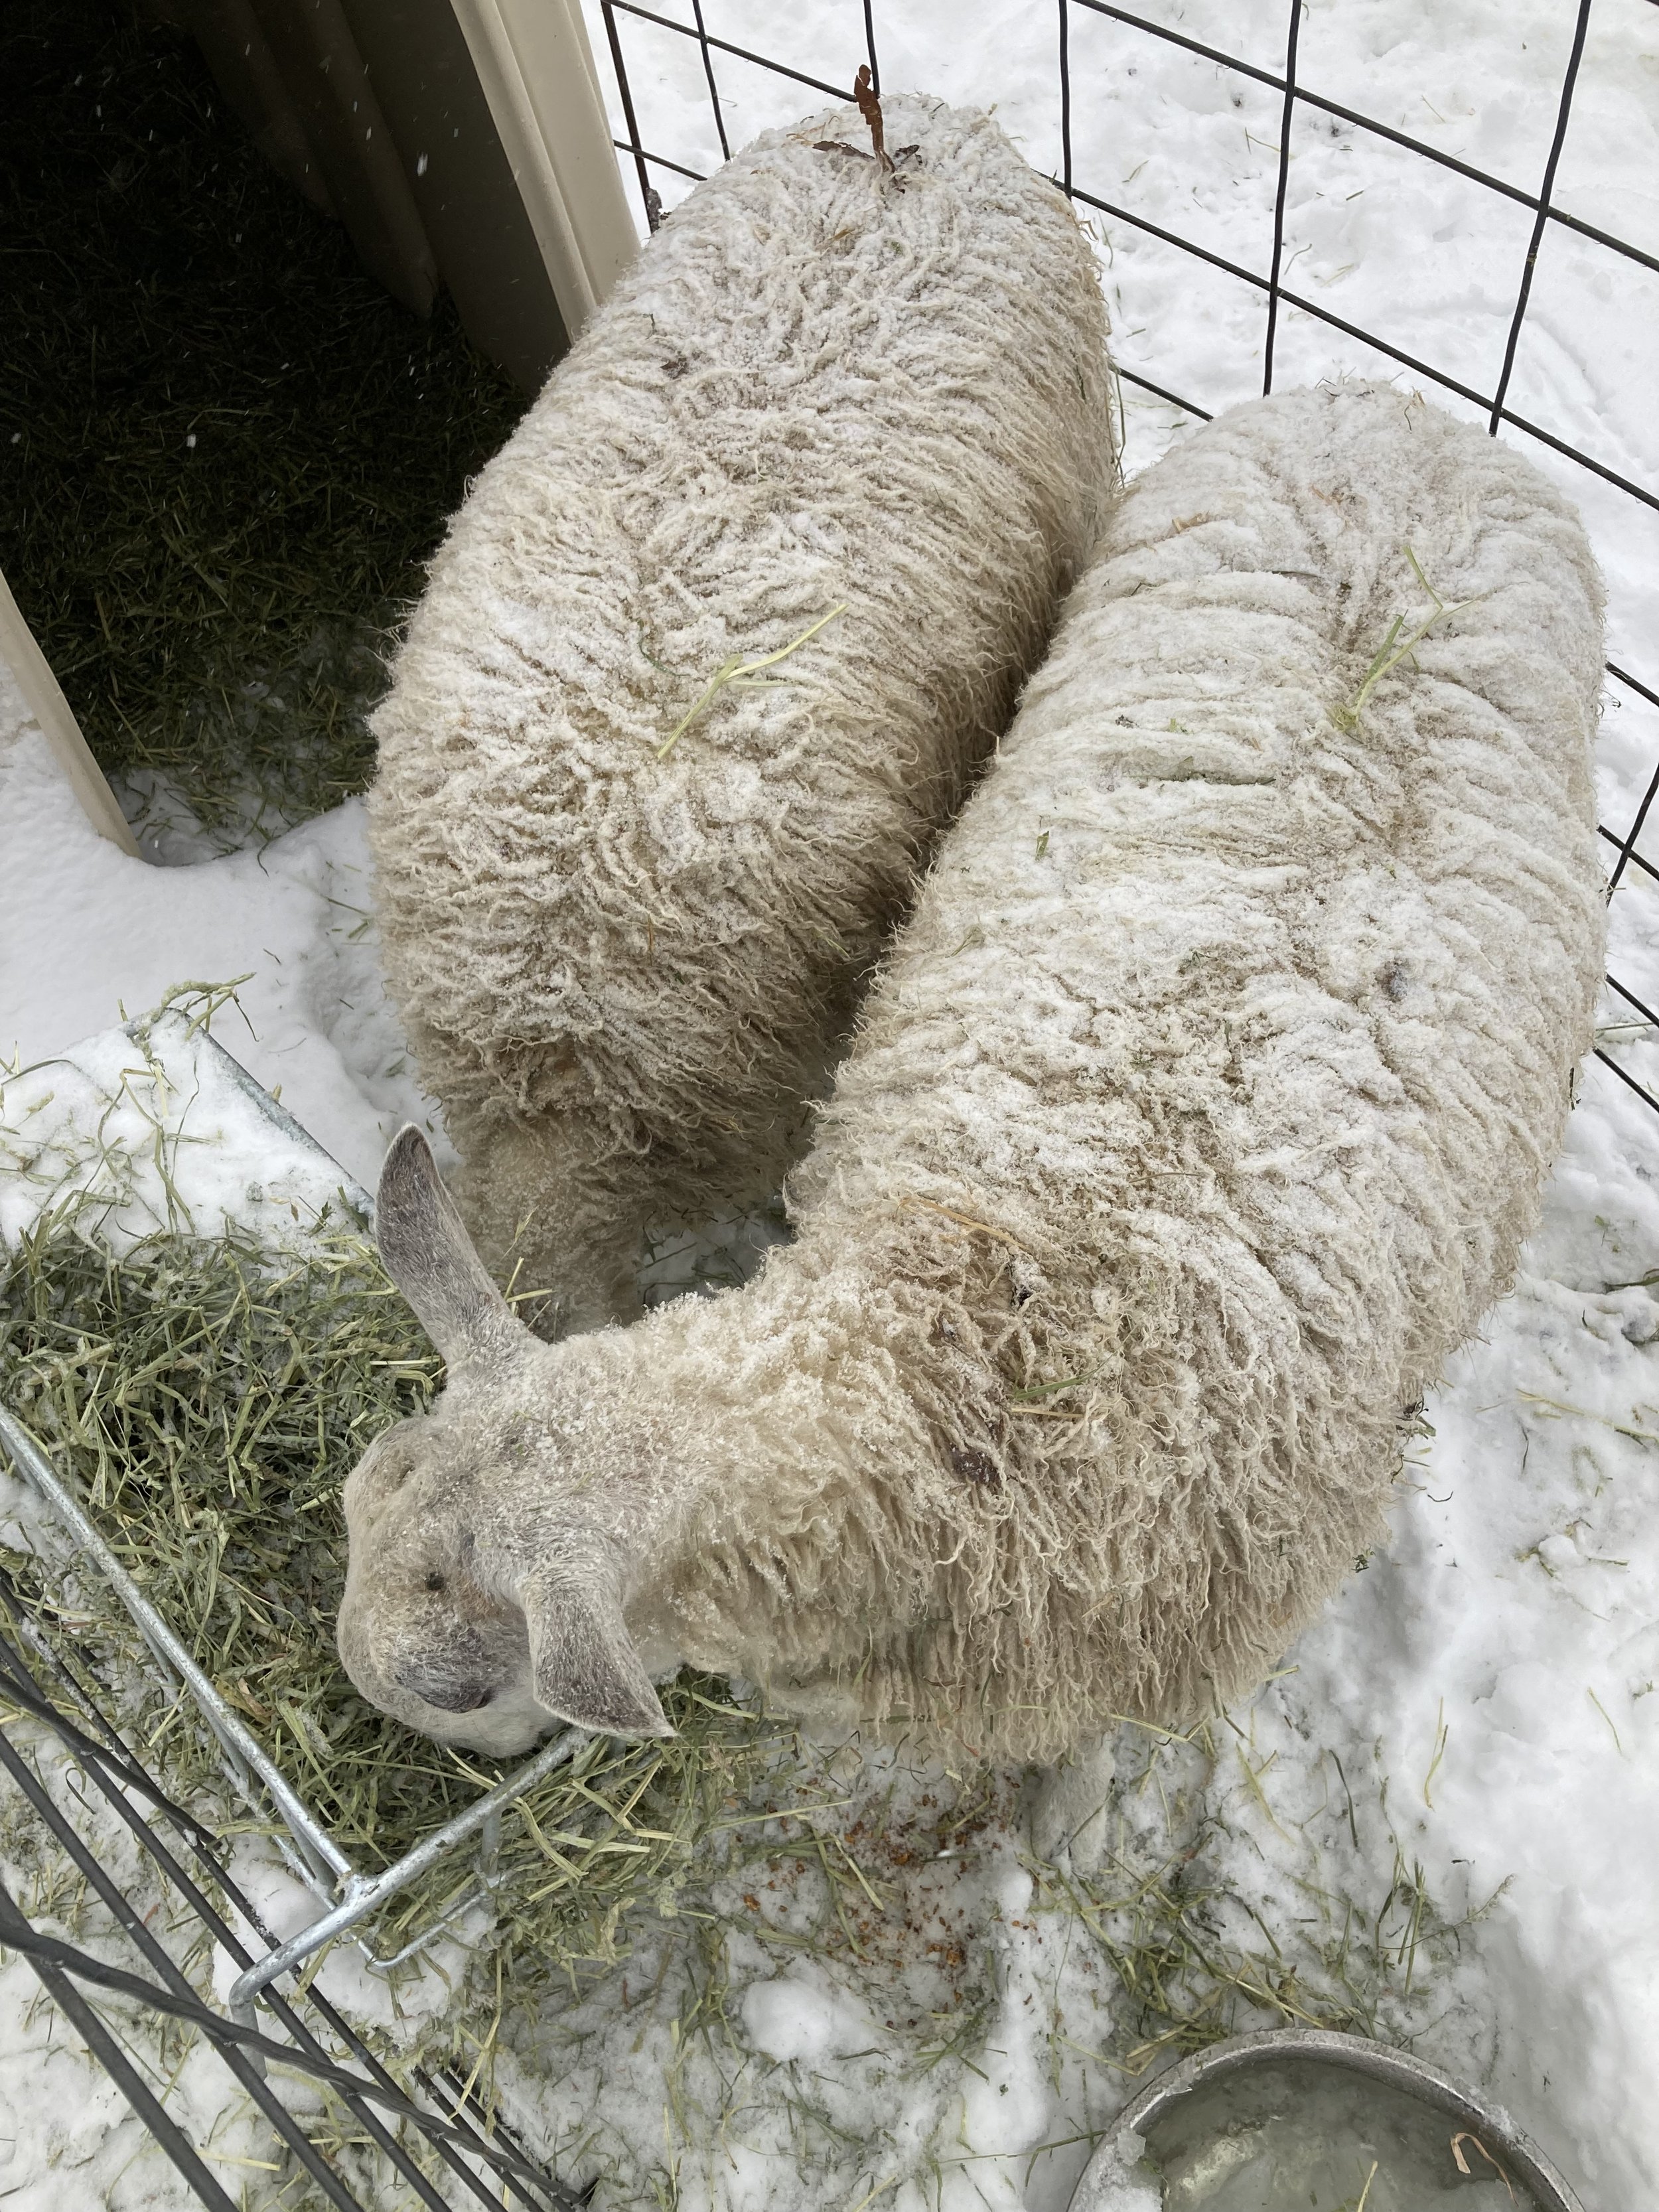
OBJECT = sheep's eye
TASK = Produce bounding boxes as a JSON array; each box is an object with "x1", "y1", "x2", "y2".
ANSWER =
[{"x1": 424, "y1": 1571, "x2": 446, "y2": 1594}]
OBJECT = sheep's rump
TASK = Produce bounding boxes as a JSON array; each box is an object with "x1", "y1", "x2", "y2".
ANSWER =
[
  {"x1": 788, "y1": 382, "x2": 1606, "y2": 1748},
  {"x1": 368, "y1": 97, "x2": 1114, "y2": 1295}
]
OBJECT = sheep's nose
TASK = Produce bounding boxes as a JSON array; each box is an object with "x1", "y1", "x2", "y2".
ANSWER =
[{"x1": 393, "y1": 1658, "x2": 495, "y2": 1713}]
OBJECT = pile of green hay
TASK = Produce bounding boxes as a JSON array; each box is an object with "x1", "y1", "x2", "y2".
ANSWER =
[
  {"x1": 0, "y1": 1213, "x2": 806, "y2": 1986},
  {"x1": 0, "y1": 0, "x2": 527, "y2": 844}
]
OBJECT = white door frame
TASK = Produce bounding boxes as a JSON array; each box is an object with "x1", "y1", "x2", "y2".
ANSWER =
[
  {"x1": 447, "y1": 0, "x2": 640, "y2": 337},
  {"x1": 0, "y1": 571, "x2": 139, "y2": 857}
]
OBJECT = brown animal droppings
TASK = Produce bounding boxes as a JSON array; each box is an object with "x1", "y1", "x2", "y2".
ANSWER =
[{"x1": 950, "y1": 1445, "x2": 999, "y2": 1487}]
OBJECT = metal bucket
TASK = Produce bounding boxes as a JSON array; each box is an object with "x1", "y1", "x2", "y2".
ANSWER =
[{"x1": 1068, "y1": 2028, "x2": 1584, "y2": 2212}]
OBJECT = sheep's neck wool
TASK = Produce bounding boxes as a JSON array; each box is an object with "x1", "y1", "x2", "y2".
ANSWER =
[{"x1": 602, "y1": 382, "x2": 1606, "y2": 1760}]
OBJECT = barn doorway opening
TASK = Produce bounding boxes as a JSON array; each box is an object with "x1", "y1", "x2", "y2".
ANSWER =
[{"x1": 0, "y1": 0, "x2": 547, "y2": 857}]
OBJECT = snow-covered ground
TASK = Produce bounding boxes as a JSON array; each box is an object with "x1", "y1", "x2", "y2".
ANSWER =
[{"x1": 3, "y1": 1, "x2": 1658, "y2": 2204}]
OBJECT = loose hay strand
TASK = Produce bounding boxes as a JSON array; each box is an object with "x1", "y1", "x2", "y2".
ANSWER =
[
  {"x1": 654, "y1": 605, "x2": 847, "y2": 759},
  {"x1": 1331, "y1": 544, "x2": 1477, "y2": 733}
]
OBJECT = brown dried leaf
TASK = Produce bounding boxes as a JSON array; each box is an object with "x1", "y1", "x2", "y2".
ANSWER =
[
  {"x1": 1450, "y1": 2135, "x2": 1515, "y2": 2202},
  {"x1": 854, "y1": 64, "x2": 888, "y2": 169}
]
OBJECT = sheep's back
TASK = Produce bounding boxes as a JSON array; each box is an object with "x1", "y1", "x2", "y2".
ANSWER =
[
  {"x1": 368, "y1": 98, "x2": 1113, "y2": 1165},
  {"x1": 790, "y1": 382, "x2": 1605, "y2": 1737}
]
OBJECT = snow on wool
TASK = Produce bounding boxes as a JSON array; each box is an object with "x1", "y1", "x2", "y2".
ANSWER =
[
  {"x1": 367, "y1": 94, "x2": 1115, "y2": 1335},
  {"x1": 338, "y1": 380, "x2": 1606, "y2": 1773}
]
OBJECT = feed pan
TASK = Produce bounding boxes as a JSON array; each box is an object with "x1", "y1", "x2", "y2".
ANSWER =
[{"x1": 1068, "y1": 2028, "x2": 1583, "y2": 2211}]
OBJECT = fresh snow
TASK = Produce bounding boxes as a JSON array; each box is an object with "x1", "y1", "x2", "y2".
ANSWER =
[
  {"x1": 0, "y1": 1008, "x2": 370, "y2": 1252},
  {"x1": 0, "y1": 698, "x2": 445, "y2": 1193},
  {"x1": 3, "y1": 0, "x2": 1658, "y2": 2203}
]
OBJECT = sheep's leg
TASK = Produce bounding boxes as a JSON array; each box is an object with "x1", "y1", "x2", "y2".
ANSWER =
[
  {"x1": 445, "y1": 1106, "x2": 646, "y2": 1338},
  {"x1": 1031, "y1": 1733, "x2": 1118, "y2": 1876}
]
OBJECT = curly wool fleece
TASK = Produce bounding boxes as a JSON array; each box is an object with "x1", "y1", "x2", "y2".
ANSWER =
[
  {"x1": 682, "y1": 380, "x2": 1607, "y2": 1754},
  {"x1": 367, "y1": 96, "x2": 1115, "y2": 1331},
  {"x1": 344, "y1": 382, "x2": 1607, "y2": 1767}
]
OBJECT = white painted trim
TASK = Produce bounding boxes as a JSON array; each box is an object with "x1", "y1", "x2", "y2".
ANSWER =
[
  {"x1": 0, "y1": 569, "x2": 140, "y2": 859},
  {"x1": 447, "y1": 0, "x2": 640, "y2": 338}
]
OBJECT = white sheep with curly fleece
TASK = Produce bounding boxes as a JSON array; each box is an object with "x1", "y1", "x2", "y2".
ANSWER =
[
  {"x1": 368, "y1": 94, "x2": 1115, "y2": 1334},
  {"x1": 339, "y1": 382, "x2": 1606, "y2": 1769}
]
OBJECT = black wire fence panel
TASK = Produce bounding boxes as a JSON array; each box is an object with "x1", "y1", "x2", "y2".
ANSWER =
[
  {"x1": 0, "y1": 1593, "x2": 580, "y2": 2212},
  {"x1": 587, "y1": 0, "x2": 1659, "y2": 1117}
]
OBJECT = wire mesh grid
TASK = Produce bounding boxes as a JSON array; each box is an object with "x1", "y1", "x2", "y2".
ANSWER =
[
  {"x1": 0, "y1": 1579, "x2": 578, "y2": 2211},
  {"x1": 0, "y1": 1576, "x2": 579, "y2": 2212},
  {"x1": 589, "y1": 0, "x2": 1659, "y2": 1115}
]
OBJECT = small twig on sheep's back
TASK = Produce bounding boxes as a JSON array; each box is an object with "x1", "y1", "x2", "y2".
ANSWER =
[
  {"x1": 654, "y1": 605, "x2": 847, "y2": 760},
  {"x1": 855, "y1": 65, "x2": 889, "y2": 172},
  {"x1": 1331, "y1": 544, "x2": 1479, "y2": 732},
  {"x1": 814, "y1": 70, "x2": 918, "y2": 186}
]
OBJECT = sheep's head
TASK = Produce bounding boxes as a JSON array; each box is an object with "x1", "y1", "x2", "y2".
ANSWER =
[{"x1": 336, "y1": 1127, "x2": 676, "y2": 1755}]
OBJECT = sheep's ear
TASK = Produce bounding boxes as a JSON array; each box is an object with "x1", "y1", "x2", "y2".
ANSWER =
[
  {"x1": 375, "y1": 1126, "x2": 526, "y2": 1370},
  {"x1": 522, "y1": 1568, "x2": 674, "y2": 1740}
]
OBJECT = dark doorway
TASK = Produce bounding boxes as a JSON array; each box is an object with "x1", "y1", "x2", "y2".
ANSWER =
[{"x1": 1, "y1": 0, "x2": 534, "y2": 853}]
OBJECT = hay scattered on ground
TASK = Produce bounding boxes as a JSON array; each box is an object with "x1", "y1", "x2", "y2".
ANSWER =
[
  {"x1": 0, "y1": 1021, "x2": 1482, "y2": 2199},
  {"x1": 0, "y1": 1206, "x2": 1481, "y2": 2071},
  {"x1": 0, "y1": 0, "x2": 527, "y2": 844}
]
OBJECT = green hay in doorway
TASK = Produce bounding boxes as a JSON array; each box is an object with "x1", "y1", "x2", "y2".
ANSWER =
[{"x1": 0, "y1": 0, "x2": 528, "y2": 845}]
